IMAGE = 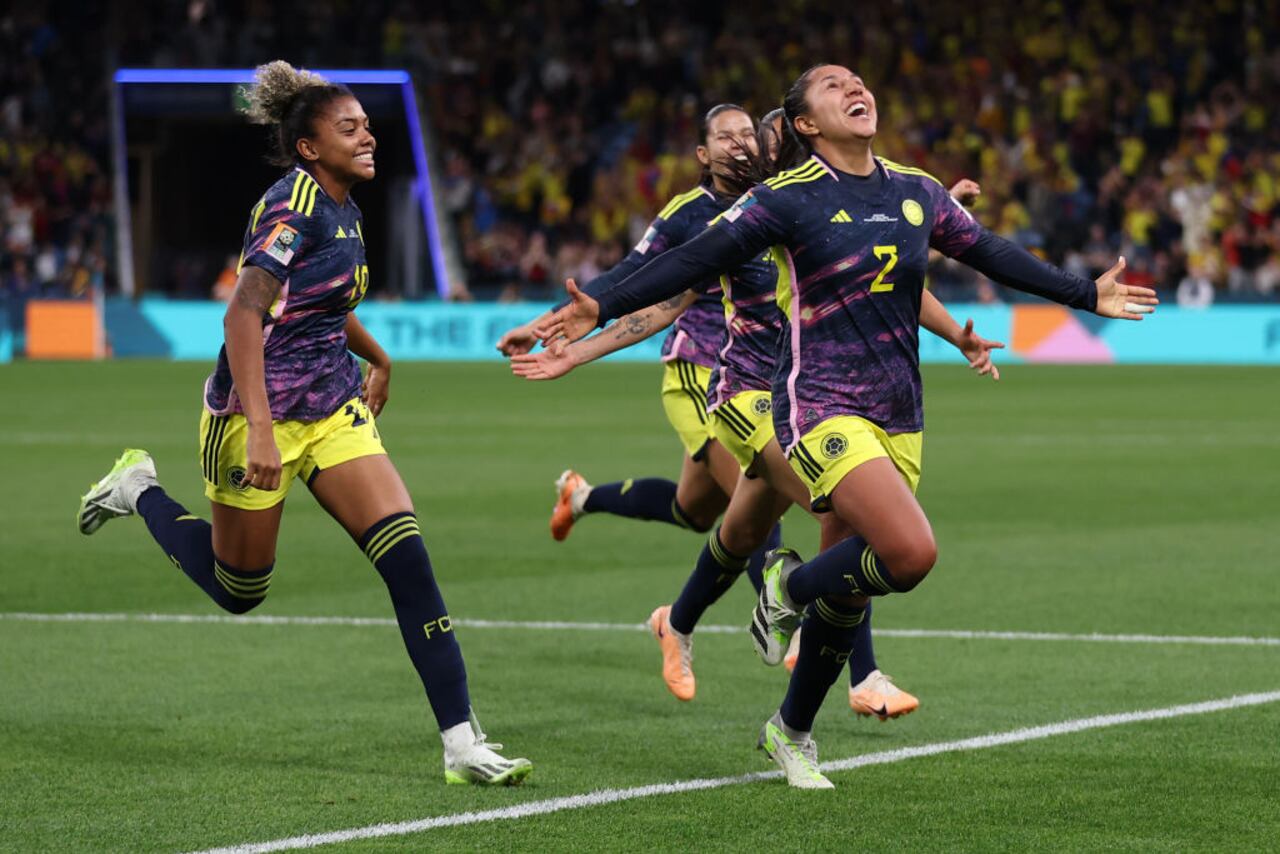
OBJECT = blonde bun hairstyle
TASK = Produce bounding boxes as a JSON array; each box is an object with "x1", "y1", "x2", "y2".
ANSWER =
[{"x1": 239, "y1": 60, "x2": 352, "y2": 167}]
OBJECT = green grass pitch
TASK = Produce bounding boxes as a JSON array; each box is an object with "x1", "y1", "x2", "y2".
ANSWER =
[{"x1": 1, "y1": 360, "x2": 1277, "y2": 852}]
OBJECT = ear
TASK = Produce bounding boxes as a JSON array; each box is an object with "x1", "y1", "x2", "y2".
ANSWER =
[
  {"x1": 793, "y1": 114, "x2": 820, "y2": 139},
  {"x1": 695, "y1": 144, "x2": 710, "y2": 168},
  {"x1": 295, "y1": 137, "x2": 320, "y2": 163}
]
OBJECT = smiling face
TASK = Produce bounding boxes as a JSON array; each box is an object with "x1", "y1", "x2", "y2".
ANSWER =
[
  {"x1": 791, "y1": 65, "x2": 877, "y2": 146},
  {"x1": 697, "y1": 108, "x2": 758, "y2": 179},
  {"x1": 296, "y1": 95, "x2": 376, "y2": 184}
]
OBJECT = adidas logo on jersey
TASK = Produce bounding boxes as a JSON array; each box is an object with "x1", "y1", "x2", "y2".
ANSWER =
[
  {"x1": 829, "y1": 209, "x2": 853, "y2": 223},
  {"x1": 335, "y1": 226, "x2": 347, "y2": 238}
]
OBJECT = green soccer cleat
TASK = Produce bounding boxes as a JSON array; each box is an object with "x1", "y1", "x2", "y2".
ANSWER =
[
  {"x1": 441, "y1": 712, "x2": 533, "y2": 786},
  {"x1": 77, "y1": 449, "x2": 158, "y2": 535},
  {"x1": 758, "y1": 713, "x2": 834, "y2": 790},
  {"x1": 750, "y1": 548, "x2": 805, "y2": 666}
]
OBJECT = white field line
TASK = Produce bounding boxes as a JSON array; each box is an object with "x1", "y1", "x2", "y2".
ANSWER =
[
  {"x1": 1, "y1": 611, "x2": 1277, "y2": 647},
  {"x1": 188, "y1": 691, "x2": 1280, "y2": 854}
]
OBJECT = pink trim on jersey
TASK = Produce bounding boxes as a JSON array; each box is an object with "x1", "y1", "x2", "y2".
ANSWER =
[
  {"x1": 202, "y1": 375, "x2": 238, "y2": 416},
  {"x1": 710, "y1": 274, "x2": 735, "y2": 410},
  {"x1": 778, "y1": 245, "x2": 803, "y2": 453},
  {"x1": 811, "y1": 155, "x2": 840, "y2": 182},
  {"x1": 661, "y1": 328, "x2": 689, "y2": 363},
  {"x1": 260, "y1": 280, "x2": 290, "y2": 347}
]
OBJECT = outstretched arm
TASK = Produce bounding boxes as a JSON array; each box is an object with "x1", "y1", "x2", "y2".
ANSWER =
[
  {"x1": 539, "y1": 227, "x2": 764, "y2": 344},
  {"x1": 512, "y1": 291, "x2": 697, "y2": 381},
  {"x1": 919, "y1": 290, "x2": 1003, "y2": 380},
  {"x1": 345, "y1": 312, "x2": 392, "y2": 416},
  {"x1": 955, "y1": 232, "x2": 1157, "y2": 319}
]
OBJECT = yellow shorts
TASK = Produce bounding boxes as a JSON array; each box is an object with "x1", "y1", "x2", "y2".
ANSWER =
[
  {"x1": 787, "y1": 415, "x2": 922, "y2": 512},
  {"x1": 199, "y1": 397, "x2": 385, "y2": 510},
  {"x1": 710, "y1": 390, "x2": 776, "y2": 472},
  {"x1": 660, "y1": 359, "x2": 715, "y2": 460}
]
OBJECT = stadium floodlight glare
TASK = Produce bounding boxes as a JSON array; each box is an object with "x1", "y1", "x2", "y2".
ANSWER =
[{"x1": 111, "y1": 68, "x2": 450, "y2": 298}]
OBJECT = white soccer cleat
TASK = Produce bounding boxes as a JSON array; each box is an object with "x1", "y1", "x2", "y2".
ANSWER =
[
  {"x1": 78, "y1": 448, "x2": 158, "y2": 535},
  {"x1": 757, "y1": 713, "x2": 834, "y2": 790},
  {"x1": 750, "y1": 548, "x2": 805, "y2": 666},
  {"x1": 849, "y1": 669, "x2": 920, "y2": 721},
  {"x1": 441, "y1": 712, "x2": 532, "y2": 786}
]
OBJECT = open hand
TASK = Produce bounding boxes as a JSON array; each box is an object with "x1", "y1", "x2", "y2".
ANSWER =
[
  {"x1": 536, "y1": 278, "x2": 600, "y2": 345},
  {"x1": 1094, "y1": 257, "x2": 1159, "y2": 320},
  {"x1": 956, "y1": 318, "x2": 1004, "y2": 381},
  {"x1": 511, "y1": 345, "x2": 578, "y2": 381}
]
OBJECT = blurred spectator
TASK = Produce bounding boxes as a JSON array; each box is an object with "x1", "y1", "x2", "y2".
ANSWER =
[{"x1": 3, "y1": 0, "x2": 1278, "y2": 303}]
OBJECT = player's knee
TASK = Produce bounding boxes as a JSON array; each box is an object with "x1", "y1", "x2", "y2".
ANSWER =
[
  {"x1": 886, "y1": 538, "x2": 937, "y2": 591},
  {"x1": 674, "y1": 500, "x2": 716, "y2": 533},
  {"x1": 718, "y1": 520, "x2": 764, "y2": 556},
  {"x1": 212, "y1": 558, "x2": 273, "y2": 614}
]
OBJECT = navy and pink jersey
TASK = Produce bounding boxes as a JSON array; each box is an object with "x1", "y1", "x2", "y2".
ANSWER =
[
  {"x1": 705, "y1": 248, "x2": 783, "y2": 412},
  {"x1": 715, "y1": 155, "x2": 983, "y2": 449},
  {"x1": 583, "y1": 185, "x2": 728, "y2": 368},
  {"x1": 204, "y1": 168, "x2": 370, "y2": 421}
]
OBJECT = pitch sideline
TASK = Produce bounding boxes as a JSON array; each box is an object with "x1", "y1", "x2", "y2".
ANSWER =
[
  {"x1": 1, "y1": 610, "x2": 1277, "y2": 647},
  {"x1": 187, "y1": 691, "x2": 1280, "y2": 853}
]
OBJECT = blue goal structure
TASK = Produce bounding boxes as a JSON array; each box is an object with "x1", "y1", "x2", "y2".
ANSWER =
[{"x1": 111, "y1": 68, "x2": 451, "y2": 300}]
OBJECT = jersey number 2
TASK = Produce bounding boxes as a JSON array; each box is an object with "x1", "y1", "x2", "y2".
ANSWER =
[{"x1": 870, "y1": 245, "x2": 898, "y2": 293}]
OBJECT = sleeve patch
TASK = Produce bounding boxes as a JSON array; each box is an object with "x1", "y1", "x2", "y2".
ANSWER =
[
  {"x1": 634, "y1": 225, "x2": 659, "y2": 254},
  {"x1": 260, "y1": 222, "x2": 301, "y2": 266},
  {"x1": 722, "y1": 191, "x2": 757, "y2": 223}
]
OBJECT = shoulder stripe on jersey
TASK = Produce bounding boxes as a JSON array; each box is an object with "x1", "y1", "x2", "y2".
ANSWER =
[
  {"x1": 288, "y1": 171, "x2": 321, "y2": 216},
  {"x1": 763, "y1": 160, "x2": 823, "y2": 189},
  {"x1": 249, "y1": 199, "x2": 267, "y2": 233},
  {"x1": 764, "y1": 161, "x2": 828, "y2": 191},
  {"x1": 877, "y1": 157, "x2": 944, "y2": 187},
  {"x1": 657, "y1": 186, "x2": 712, "y2": 221}
]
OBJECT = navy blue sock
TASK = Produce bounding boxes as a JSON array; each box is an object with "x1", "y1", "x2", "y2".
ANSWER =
[
  {"x1": 743, "y1": 522, "x2": 782, "y2": 594},
  {"x1": 137, "y1": 487, "x2": 272, "y2": 614},
  {"x1": 780, "y1": 598, "x2": 868, "y2": 733},
  {"x1": 360, "y1": 512, "x2": 470, "y2": 731},
  {"x1": 668, "y1": 527, "x2": 750, "y2": 634},
  {"x1": 583, "y1": 478, "x2": 705, "y2": 530},
  {"x1": 785, "y1": 536, "x2": 909, "y2": 605},
  {"x1": 847, "y1": 601, "x2": 878, "y2": 685}
]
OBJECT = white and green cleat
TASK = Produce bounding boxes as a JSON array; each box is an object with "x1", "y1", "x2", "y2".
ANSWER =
[
  {"x1": 441, "y1": 712, "x2": 532, "y2": 786},
  {"x1": 750, "y1": 548, "x2": 805, "y2": 665},
  {"x1": 77, "y1": 448, "x2": 158, "y2": 535},
  {"x1": 758, "y1": 714, "x2": 834, "y2": 790}
]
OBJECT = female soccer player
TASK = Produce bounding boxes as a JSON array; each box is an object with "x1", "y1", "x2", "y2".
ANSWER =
[
  {"x1": 515, "y1": 114, "x2": 999, "y2": 711},
  {"x1": 497, "y1": 105, "x2": 776, "y2": 564},
  {"x1": 76, "y1": 61, "x2": 531, "y2": 786},
  {"x1": 538, "y1": 64, "x2": 1157, "y2": 788}
]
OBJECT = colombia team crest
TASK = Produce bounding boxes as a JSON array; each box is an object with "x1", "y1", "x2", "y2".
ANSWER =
[{"x1": 902, "y1": 199, "x2": 924, "y2": 227}]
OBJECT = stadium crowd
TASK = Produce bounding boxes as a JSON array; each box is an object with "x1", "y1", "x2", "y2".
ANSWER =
[{"x1": 2, "y1": 0, "x2": 1277, "y2": 305}]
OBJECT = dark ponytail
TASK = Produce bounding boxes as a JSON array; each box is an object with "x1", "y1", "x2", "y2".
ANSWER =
[{"x1": 777, "y1": 64, "x2": 826, "y2": 172}]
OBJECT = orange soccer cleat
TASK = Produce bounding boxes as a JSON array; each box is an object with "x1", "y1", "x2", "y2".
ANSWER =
[
  {"x1": 648, "y1": 605, "x2": 695, "y2": 701},
  {"x1": 549, "y1": 469, "x2": 590, "y2": 541},
  {"x1": 849, "y1": 669, "x2": 919, "y2": 721}
]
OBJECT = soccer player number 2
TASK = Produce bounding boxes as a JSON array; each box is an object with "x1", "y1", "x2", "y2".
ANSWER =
[{"x1": 869, "y1": 245, "x2": 898, "y2": 293}]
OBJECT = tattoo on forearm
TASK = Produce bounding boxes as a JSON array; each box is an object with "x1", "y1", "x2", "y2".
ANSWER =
[
  {"x1": 659, "y1": 294, "x2": 685, "y2": 310},
  {"x1": 234, "y1": 267, "x2": 283, "y2": 315},
  {"x1": 619, "y1": 313, "x2": 652, "y2": 339}
]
